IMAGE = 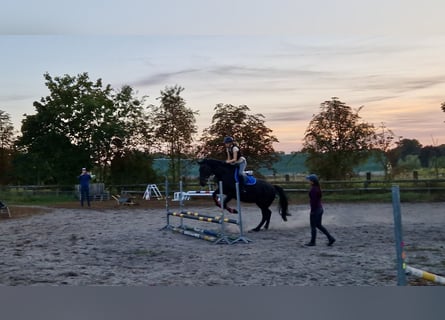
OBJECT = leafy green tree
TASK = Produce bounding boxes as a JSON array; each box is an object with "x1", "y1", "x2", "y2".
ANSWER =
[
  {"x1": 150, "y1": 85, "x2": 198, "y2": 183},
  {"x1": 0, "y1": 110, "x2": 15, "y2": 184},
  {"x1": 16, "y1": 72, "x2": 150, "y2": 184},
  {"x1": 419, "y1": 143, "x2": 445, "y2": 178},
  {"x1": 198, "y1": 104, "x2": 279, "y2": 172},
  {"x1": 109, "y1": 150, "x2": 158, "y2": 185},
  {"x1": 396, "y1": 138, "x2": 422, "y2": 160},
  {"x1": 302, "y1": 98, "x2": 375, "y2": 180},
  {"x1": 397, "y1": 154, "x2": 421, "y2": 171}
]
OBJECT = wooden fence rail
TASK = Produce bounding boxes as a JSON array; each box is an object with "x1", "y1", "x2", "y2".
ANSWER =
[{"x1": 1, "y1": 179, "x2": 445, "y2": 200}]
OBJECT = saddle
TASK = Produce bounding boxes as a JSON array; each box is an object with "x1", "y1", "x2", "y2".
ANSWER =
[{"x1": 234, "y1": 167, "x2": 256, "y2": 185}]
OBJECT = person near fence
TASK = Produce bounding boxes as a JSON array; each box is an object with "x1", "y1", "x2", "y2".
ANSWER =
[
  {"x1": 304, "y1": 174, "x2": 336, "y2": 247},
  {"x1": 223, "y1": 136, "x2": 247, "y2": 193},
  {"x1": 78, "y1": 167, "x2": 91, "y2": 207}
]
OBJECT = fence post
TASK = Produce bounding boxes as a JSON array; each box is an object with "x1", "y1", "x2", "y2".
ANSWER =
[{"x1": 391, "y1": 185, "x2": 406, "y2": 286}]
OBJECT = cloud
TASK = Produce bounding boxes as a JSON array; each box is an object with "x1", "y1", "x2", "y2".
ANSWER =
[
  {"x1": 264, "y1": 111, "x2": 312, "y2": 122},
  {"x1": 132, "y1": 68, "x2": 201, "y2": 86},
  {"x1": 209, "y1": 64, "x2": 327, "y2": 78},
  {"x1": 353, "y1": 75, "x2": 445, "y2": 94},
  {"x1": 0, "y1": 93, "x2": 36, "y2": 102}
]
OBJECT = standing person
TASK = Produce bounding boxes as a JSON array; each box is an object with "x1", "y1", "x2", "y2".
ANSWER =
[
  {"x1": 304, "y1": 174, "x2": 335, "y2": 246},
  {"x1": 78, "y1": 167, "x2": 91, "y2": 207},
  {"x1": 223, "y1": 136, "x2": 247, "y2": 192}
]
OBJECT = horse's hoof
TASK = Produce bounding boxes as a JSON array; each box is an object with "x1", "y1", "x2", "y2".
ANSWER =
[{"x1": 250, "y1": 228, "x2": 260, "y2": 232}]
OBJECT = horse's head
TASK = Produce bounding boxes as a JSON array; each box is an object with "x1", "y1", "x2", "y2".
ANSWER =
[
  {"x1": 197, "y1": 159, "x2": 213, "y2": 187},
  {"x1": 198, "y1": 158, "x2": 232, "y2": 187}
]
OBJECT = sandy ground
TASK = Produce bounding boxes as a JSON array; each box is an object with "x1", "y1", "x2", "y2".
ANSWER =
[{"x1": 0, "y1": 198, "x2": 444, "y2": 286}]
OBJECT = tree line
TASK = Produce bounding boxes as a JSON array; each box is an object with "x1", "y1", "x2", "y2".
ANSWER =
[{"x1": 0, "y1": 73, "x2": 444, "y2": 186}]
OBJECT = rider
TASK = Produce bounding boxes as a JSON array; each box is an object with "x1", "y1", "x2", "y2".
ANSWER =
[{"x1": 224, "y1": 136, "x2": 247, "y2": 193}]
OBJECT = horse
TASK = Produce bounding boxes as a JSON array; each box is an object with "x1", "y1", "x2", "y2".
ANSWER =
[{"x1": 197, "y1": 158, "x2": 290, "y2": 232}]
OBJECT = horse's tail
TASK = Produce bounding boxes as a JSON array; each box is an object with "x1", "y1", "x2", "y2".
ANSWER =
[{"x1": 274, "y1": 185, "x2": 290, "y2": 221}]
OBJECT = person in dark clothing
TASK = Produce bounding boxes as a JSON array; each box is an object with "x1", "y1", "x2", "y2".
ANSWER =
[
  {"x1": 304, "y1": 174, "x2": 335, "y2": 247},
  {"x1": 78, "y1": 167, "x2": 91, "y2": 207},
  {"x1": 223, "y1": 136, "x2": 248, "y2": 193}
]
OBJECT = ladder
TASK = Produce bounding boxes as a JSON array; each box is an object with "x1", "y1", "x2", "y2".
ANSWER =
[{"x1": 143, "y1": 184, "x2": 163, "y2": 200}]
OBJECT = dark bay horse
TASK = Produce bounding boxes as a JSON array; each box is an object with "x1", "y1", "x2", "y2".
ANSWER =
[{"x1": 198, "y1": 158, "x2": 290, "y2": 232}]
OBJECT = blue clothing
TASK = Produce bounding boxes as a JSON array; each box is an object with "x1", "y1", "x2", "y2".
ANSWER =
[
  {"x1": 78, "y1": 173, "x2": 91, "y2": 207},
  {"x1": 79, "y1": 173, "x2": 91, "y2": 187}
]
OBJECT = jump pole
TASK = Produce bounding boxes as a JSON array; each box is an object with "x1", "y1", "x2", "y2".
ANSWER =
[
  {"x1": 214, "y1": 181, "x2": 232, "y2": 244},
  {"x1": 405, "y1": 265, "x2": 445, "y2": 285},
  {"x1": 391, "y1": 185, "x2": 407, "y2": 286},
  {"x1": 162, "y1": 179, "x2": 233, "y2": 243},
  {"x1": 230, "y1": 182, "x2": 251, "y2": 244},
  {"x1": 168, "y1": 211, "x2": 238, "y2": 224},
  {"x1": 163, "y1": 179, "x2": 250, "y2": 244},
  {"x1": 164, "y1": 176, "x2": 171, "y2": 229},
  {"x1": 392, "y1": 185, "x2": 445, "y2": 286},
  {"x1": 170, "y1": 226, "x2": 218, "y2": 243}
]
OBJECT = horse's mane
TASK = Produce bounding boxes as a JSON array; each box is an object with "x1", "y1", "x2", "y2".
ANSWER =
[{"x1": 201, "y1": 158, "x2": 232, "y2": 168}]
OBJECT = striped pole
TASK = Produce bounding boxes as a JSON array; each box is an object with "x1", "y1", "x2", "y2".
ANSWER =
[
  {"x1": 168, "y1": 211, "x2": 238, "y2": 224},
  {"x1": 406, "y1": 265, "x2": 445, "y2": 285},
  {"x1": 182, "y1": 225, "x2": 220, "y2": 237},
  {"x1": 180, "y1": 210, "x2": 239, "y2": 224},
  {"x1": 181, "y1": 225, "x2": 239, "y2": 242},
  {"x1": 170, "y1": 226, "x2": 217, "y2": 242}
]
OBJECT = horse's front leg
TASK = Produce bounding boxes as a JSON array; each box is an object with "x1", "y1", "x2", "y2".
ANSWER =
[
  {"x1": 213, "y1": 192, "x2": 238, "y2": 214},
  {"x1": 222, "y1": 194, "x2": 238, "y2": 214},
  {"x1": 212, "y1": 190, "x2": 221, "y2": 208}
]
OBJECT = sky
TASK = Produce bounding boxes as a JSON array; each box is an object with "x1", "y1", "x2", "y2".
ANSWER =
[{"x1": 1, "y1": 0, "x2": 445, "y2": 153}]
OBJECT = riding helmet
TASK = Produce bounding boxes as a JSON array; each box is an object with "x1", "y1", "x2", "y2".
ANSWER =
[
  {"x1": 223, "y1": 136, "x2": 234, "y2": 143},
  {"x1": 306, "y1": 174, "x2": 319, "y2": 183}
]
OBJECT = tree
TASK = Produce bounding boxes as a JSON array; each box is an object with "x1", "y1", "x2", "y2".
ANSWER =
[
  {"x1": 109, "y1": 150, "x2": 158, "y2": 185},
  {"x1": 0, "y1": 110, "x2": 15, "y2": 184},
  {"x1": 198, "y1": 104, "x2": 279, "y2": 173},
  {"x1": 397, "y1": 154, "x2": 421, "y2": 172},
  {"x1": 396, "y1": 138, "x2": 422, "y2": 160},
  {"x1": 302, "y1": 98, "x2": 375, "y2": 180},
  {"x1": 16, "y1": 72, "x2": 149, "y2": 184},
  {"x1": 150, "y1": 85, "x2": 198, "y2": 183},
  {"x1": 372, "y1": 123, "x2": 399, "y2": 178},
  {"x1": 419, "y1": 142, "x2": 445, "y2": 178}
]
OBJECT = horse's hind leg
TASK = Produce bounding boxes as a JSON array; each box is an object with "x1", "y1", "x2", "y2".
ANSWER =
[
  {"x1": 251, "y1": 207, "x2": 272, "y2": 232},
  {"x1": 263, "y1": 208, "x2": 272, "y2": 230}
]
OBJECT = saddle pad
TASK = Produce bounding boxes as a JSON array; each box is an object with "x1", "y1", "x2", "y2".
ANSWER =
[{"x1": 234, "y1": 167, "x2": 256, "y2": 185}]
